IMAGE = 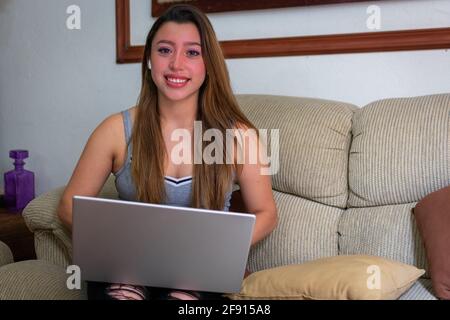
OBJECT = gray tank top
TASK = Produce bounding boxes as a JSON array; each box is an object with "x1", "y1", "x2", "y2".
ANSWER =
[{"x1": 114, "y1": 109, "x2": 232, "y2": 211}]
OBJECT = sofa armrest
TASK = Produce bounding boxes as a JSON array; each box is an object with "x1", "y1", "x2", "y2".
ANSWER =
[
  {"x1": 0, "y1": 260, "x2": 87, "y2": 300},
  {"x1": 22, "y1": 175, "x2": 119, "y2": 264},
  {"x1": 23, "y1": 186, "x2": 69, "y2": 242},
  {"x1": 0, "y1": 241, "x2": 14, "y2": 267},
  {"x1": 22, "y1": 186, "x2": 73, "y2": 267}
]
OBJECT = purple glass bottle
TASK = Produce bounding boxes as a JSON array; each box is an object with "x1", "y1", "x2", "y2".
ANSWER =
[{"x1": 4, "y1": 150, "x2": 35, "y2": 213}]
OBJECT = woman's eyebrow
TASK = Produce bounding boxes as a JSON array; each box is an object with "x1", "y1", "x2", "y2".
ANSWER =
[{"x1": 156, "y1": 40, "x2": 201, "y2": 47}]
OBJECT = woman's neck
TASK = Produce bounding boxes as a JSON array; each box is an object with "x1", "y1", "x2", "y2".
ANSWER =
[{"x1": 158, "y1": 95, "x2": 198, "y2": 129}]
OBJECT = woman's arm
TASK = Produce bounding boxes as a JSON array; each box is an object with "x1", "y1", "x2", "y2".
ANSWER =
[
  {"x1": 57, "y1": 114, "x2": 123, "y2": 229},
  {"x1": 235, "y1": 126, "x2": 278, "y2": 246}
]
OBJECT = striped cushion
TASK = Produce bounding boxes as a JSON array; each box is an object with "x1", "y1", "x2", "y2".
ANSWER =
[
  {"x1": 237, "y1": 94, "x2": 356, "y2": 209},
  {"x1": 399, "y1": 278, "x2": 437, "y2": 300},
  {"x1": 348, "y1": 93, "x2": 450, "y2": 207},
  {"x1": 0, "y1": 260, "x2": 87, "y2": 300},
  {"x1": 35, "y1": 231, "x2": 71, "y2": 268},
  {"x1": 22, "y1": 186, "x2": 65, "y2": 232},
  {"x1": 0, "y1": 241, "x2": 13, "y2": 267},
  {"x1": 247, "y1": 190, "x2": 343, "y2": 272},
  {"x1": 338, "y1": 203, "x2": 429, "y2": 277}
]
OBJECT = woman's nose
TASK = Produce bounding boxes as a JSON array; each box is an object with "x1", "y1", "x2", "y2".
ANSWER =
[{"x1": 169, "y1": 52, "x2": 183, "y2": 70}]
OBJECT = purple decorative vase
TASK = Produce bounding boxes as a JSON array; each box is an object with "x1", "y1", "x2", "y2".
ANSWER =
[{"x1": 4, "y1": 150, "x2": 35, "y2": 212}]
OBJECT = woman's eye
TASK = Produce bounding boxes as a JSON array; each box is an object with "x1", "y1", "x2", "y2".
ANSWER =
[
  {"x1": 157, "y1": 47, "x2": 171, "y2": 55},
  {"x1": 186, "y1": 49, "x2": 201, "y2": 57}
]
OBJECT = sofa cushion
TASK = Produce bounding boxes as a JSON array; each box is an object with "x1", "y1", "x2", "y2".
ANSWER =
[
  {"x1": 0, "y1": 260, "x2": 87, "y2": 300},
  {"x1": 0, "y1": 241, "x2": 13, "y2": 267},
  {"x1": 348, "y1": 93, "x2": 450, "y2": 207},
  {"x1": 398, "y1": 278, "x2": 437, "y2": 300},
  {"x1": 22, "y1": 186, "x2": 66, "y2": 232},
  {"x1": 247, "y1": 190, "x2": 343, "y2": 272},
  {"x1": 34, "y1": 231, "x2": 71, "y2": 268},
  {"x1": 338, "y1": 203, "x2": 428, "y2": 276},
  {"x1": 236, "y1": 94, "x2": 356, "y2": 209},
  {"x1": 226, "y1": 255, "x2": 424, "y2": 300},
  {"x1": 413, "y1": 185, "x2": 450, "y2": 300}
]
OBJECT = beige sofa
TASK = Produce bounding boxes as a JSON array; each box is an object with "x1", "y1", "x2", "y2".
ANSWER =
[
  {"x1": 1, "y1": 93, "x2": 448, "y2": 299},
  {"x1": 0, "y1": 241, "x2": 13, "y2": 268}
]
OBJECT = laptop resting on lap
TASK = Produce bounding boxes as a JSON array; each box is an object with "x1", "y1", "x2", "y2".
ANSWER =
[{"x1": 72, "y1": 196, "x2": 255, "y2": 293}]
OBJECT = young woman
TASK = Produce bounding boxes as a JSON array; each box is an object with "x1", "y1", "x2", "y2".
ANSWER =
[{"x1": 57, "y1": 4, "x2": 277, "y2": 300}]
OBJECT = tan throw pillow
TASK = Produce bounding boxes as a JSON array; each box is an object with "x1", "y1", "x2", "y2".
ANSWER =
[
  {"x1": 414, "y1": 185, "x2": 450, "y2": 300},
  {"x1": 226, "y1": 255, "x2": 424, "y2": 300}
]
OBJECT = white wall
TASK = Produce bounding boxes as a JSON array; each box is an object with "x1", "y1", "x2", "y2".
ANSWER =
[
  {"x1": 1, "y1": 0, "x2": 450, "y2": 195},
  {"x1": 0, "y1": 0, "x2": 141, "y2": 196},
  {"x1": 131, "y1": 0, "x2": 450, "y2": 105}
]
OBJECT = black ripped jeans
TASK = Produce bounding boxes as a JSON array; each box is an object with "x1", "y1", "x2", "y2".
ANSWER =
[{"x1": 87, "y1": 281, "x2": 229, "y2": 300}]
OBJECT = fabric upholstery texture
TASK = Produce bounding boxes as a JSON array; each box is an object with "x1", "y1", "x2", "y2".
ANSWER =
[
  {"x1": 398, "y1": 278, "x2": 437, "y2": 300},
  {"x1": 237, "y1": 95, "x2": 356, "y2": 209},
  {"x1": 338, "y1": 203, "x2": 428, "y2": 277},
  {"x1": 23, "y1": 186, "x2": 66, "y2": 232},
  {"x1": 0, "y1": 260, "x2": 87, "y2": 300},
  {"x1": 348, "y1": 94, "x2": 450, "y2": 207},
  {"x1": 34, "y1": 231, "x2": 71, "y2": 268},
  {"x1": 247, "y1": 190, "x2": 342, "y2": 272},
  {"x1": 0, "y1": 241, "x2": 14, "y2": 267}
]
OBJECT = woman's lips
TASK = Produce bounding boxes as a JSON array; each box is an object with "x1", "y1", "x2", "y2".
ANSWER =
[{"x1": 165, "y1": 76, "x2": 190, "y2": 88}]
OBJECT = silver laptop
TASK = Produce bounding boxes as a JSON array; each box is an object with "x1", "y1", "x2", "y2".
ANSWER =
[{"x1": 72, "y1": 196, "x2": 255, "y2": 293}]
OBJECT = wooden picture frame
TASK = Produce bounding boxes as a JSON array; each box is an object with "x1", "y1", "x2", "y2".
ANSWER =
[
  {"x1": 116, "y1": 0, "x2": 450, "y2": 63},
  {"x1": 151, "y1": 0, "x2": 378, "y2": 17}
]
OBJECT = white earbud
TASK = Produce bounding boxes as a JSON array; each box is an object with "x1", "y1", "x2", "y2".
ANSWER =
[{"x1": 147, "y1": 60, "x2": 152, "y2": 70}]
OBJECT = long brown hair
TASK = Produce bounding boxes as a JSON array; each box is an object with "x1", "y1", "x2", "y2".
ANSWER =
[{"x1": 131, "y1": 5, "x2": 255, "y2": 209}]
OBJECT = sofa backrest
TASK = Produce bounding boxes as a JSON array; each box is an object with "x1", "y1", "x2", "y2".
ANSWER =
[
  {"x1": 348, "y1": 93, "x2": 450, "y2": 207},
  {"x1": 236, "y1": 93, "x2": 449, "y2": 279},
  {"x1": 341, "y1": 93, "x2": 450, "y2": 277},
  {"x1": 236, "y1": 94, "x2": 357, "y2": 209},
  {"x1": 236, "y1": 94, "x2": 358, "y2": 271}
]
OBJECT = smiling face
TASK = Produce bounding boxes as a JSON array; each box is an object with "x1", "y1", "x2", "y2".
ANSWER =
[{"x1": 150, "y1": 22, "x2": 206, "y2": 106}]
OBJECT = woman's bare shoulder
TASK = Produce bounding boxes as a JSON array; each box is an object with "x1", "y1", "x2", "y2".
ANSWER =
[
  {"x1": 89, "y1": 107, "x2": 136, "y2": 156},
  {"x1": 98, "y1": 106, "x2": 136, "y2": 134}
]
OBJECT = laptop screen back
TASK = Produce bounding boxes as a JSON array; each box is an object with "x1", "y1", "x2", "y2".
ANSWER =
[{"x1": 72, "y1": 196, "x2": 255, "y2": 293}]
